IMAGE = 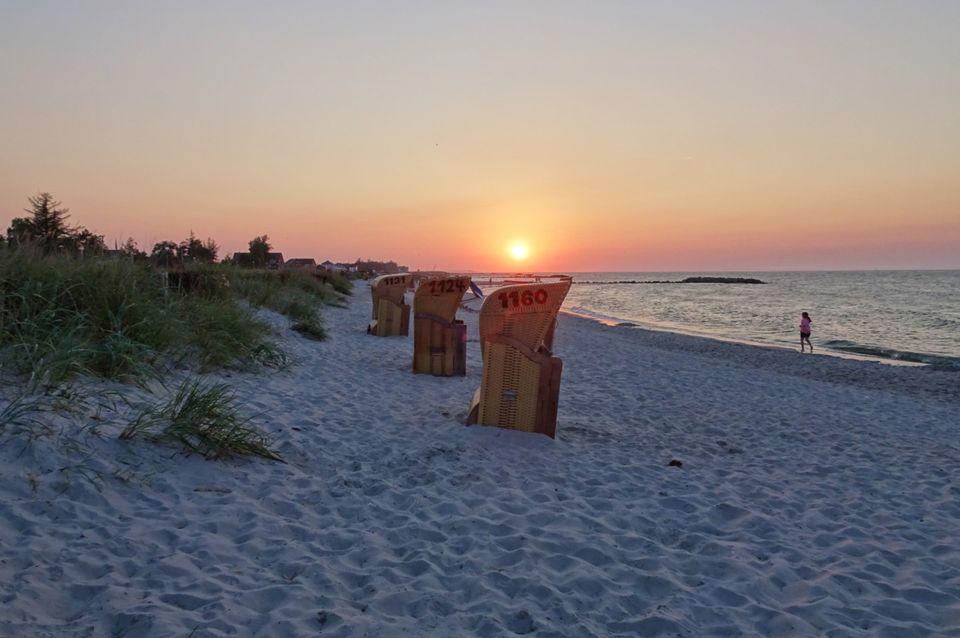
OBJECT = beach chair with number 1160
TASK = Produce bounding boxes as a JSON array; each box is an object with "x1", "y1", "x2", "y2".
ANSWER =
[
  {"x1": 466, "y1": 278, "x2": 571, "y2": 438},
  {"x1": 367, "y1": 273, "x2": 411, "y2": 336},
  {"x1": 413, "y1": 275, "x2": 471, "y2": 376}
]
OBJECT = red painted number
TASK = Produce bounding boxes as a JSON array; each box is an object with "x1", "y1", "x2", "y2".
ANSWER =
[
  {"x1": 498, "y1": 289, "x2": 548, "y2": 309},
  {"x1": 427, "y1": 278, "x2": 468, "y2": 294}
]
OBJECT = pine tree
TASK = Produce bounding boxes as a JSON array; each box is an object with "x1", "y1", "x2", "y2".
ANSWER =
[
  {"x1": 5, "y1": 193, "x2": 106, "y2": 255},
  {"x1": 6, "y1": 193, "x2": 74, "y2": 252}
]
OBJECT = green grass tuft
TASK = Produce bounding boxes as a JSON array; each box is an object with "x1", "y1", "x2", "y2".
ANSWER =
[
  {"x1": 291, "y1": 320, "x2": 327, "y2": 340},
  {"x1": 120, "y1": 379, "x2": 283, "y2": 462},
  {"x1": 0, "y1": 394, "x2": 47, "y2": 437}
]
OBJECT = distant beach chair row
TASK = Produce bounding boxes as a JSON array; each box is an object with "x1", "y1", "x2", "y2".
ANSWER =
[{"x1": 366, "y1": 273, "x2": 572, "y2": 438}]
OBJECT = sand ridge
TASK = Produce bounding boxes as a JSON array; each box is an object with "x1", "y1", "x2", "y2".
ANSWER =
[{"x1": 1, "y1": 293, "x2": 959, "y2": 636}]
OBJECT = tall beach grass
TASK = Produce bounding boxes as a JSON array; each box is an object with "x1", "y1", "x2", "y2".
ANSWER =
[
  {"x1": 226, "y1": 266, "x2": 350, "y2": 341},
  {"x1": 0, "y1": 248, "x2": 331, "y2": 386}
]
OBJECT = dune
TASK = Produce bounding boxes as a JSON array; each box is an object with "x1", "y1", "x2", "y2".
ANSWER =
[{"x1": 1, "y1": 291, "x2": 958, "y2": 636}]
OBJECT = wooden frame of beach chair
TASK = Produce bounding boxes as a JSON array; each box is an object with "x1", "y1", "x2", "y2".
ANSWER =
[
  {"x1": 367, "y1": 273, "x2": 412, "y2": 337},
  {"x1": 466, "y1": 279, "x2": 571, "y2": 438},
  {"x1": 413, "y1": 275, "x2": 471, "y2": 376}
]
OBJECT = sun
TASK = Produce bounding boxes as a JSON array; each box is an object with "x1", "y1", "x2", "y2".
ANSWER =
[{"x1": 509, "y1": 242, "x2": 530, "y2": 261}]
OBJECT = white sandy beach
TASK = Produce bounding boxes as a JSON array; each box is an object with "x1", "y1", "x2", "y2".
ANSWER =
[{"x1": 2, "y1": 291, "x2": 959, "y2": 637}]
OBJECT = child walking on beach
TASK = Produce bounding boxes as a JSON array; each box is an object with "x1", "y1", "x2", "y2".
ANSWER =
[{"x1": 800, "y1": 312, "x2": 813, "y2": 353}]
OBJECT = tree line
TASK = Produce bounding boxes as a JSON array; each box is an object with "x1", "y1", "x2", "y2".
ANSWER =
[{"x1": 4, "y1": 192, "x2": 276, "y2": 268}]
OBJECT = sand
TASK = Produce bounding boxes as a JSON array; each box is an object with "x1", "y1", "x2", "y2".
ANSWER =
[{"x1": 2, "y1": 290, "x2": 959, "y2": 637}]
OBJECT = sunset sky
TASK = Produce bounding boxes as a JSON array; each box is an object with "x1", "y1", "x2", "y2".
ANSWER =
[{"x1": 1, "y1": 1, "x2": 958, "y2": 271}]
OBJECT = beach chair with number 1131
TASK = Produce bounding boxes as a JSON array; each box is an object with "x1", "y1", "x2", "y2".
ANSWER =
[
  {"x1": 466, "y1": 278, "x2": 571, "y2": 438},
  {"x1": 413, "y1": 275, "x2": 471, "y2": 376},
  {"x1": 367, "y1": 273, "x2": 411, "y2": 337}
]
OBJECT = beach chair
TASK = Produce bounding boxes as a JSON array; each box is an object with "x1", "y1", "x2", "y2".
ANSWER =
[
  {"x1": 367, "y1": 273, "x2": 412, "y2": 336},
  {"x1": 466, "y1": 279, "x2": 571, "y2": 438},
  {"x1": 413, "y1": 275, "x2": 471, "y2": 376}
]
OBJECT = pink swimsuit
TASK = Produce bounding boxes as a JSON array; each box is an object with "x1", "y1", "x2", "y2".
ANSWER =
[{"x1": 800, "y1": 318, "x2": 811, "y2": 333}]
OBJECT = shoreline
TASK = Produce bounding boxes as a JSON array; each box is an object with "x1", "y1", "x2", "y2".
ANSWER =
[
  {"x1": 465, "y1": 274, "x2": 960, "y2": 370},
  {"x1": 1, "y1": 292, "x2": 958, "y2": 636},
  {"x1": 559, "y1": 307, "x2": 930, "y2": 369},
  {"x1": 557, "y1": 309, "x2": 960, "y2": 407}
]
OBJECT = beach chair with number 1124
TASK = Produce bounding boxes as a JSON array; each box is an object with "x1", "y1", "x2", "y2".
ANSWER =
[
  {"x1": 367, "y1": 273, "x2": 411, "y2": 337},
  {"x1": 413, "y1": 275, "x2": 471, "y2": 376},
  {"x1": 466, "y1": 278, "x2": 571, "y2": 438}
]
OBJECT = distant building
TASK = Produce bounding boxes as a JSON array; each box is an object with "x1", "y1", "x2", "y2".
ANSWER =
[
  {"x1": 320, "y1": 260, "x2": 356, "y2": 273},
  {"x1": 232, "y1": 252, "x2": 285, "y2": 269},
  {"x1": 354, "y1": 259, "x2": 407, "y2": 275},
  {"x1": 285, "y1": 258, "x2": 317, "y2": 269}
]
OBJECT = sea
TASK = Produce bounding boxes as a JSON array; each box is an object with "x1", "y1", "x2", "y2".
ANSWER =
[{"x1": 473, "y1": 271, "x2": 960, "y2": 369}]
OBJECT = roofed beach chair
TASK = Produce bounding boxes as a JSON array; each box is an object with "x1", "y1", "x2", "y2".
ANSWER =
[
  {"x1": 367, "y1": 273, "x2": 412, "y2": 336},
  {"x1": 413, "y1": 275, "x2": 471, "y2": 376},
  {"x1": 466, "y1": 278, "x2": 572, "y2": 438}
]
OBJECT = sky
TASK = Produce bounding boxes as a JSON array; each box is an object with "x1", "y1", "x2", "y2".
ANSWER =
[{"x1": 1, "y1": 0, "x2": 958, "y2": 271}]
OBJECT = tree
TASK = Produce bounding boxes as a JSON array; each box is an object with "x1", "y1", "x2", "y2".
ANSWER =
[
  {"x1": 116, "y1": 237, "x2": 147, "y2": 261},
  {"x1": 120, "y1": 237, "x2": 147, "y2": 260},
  {"x1": 178, "y1": 232, "x2": 218, "y2": 264},
  {"x1": 151, "y1": 240, "x2": 179, "y2": 268},
  {"x1": 248, "y1": 235, "x2": 271, "y2": 267},
  {"x1": 71, "y1": 228, "x2": 107, "y2": 256},
  {"x1": 202, "y1": 237, "x2": 219, "y2": 263},
  {"x1": 6, "y1": 193, "x2": 74, "y2": 252},
  {"x1": 6, "y1": 217, "x2": 36, "y2": 247},
  {"x1": 5, "y1": 193, "x2": 106, "y2": 255}
]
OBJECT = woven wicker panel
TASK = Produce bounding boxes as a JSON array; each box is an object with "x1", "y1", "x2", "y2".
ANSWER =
[
  {"x1": 477, "y1": 342, "x2": 542, "y2": 431},
  {"x1": 478, "y1": 281, "x2": 571, "y2": 359},
  {"x1": 370, "y1": 273, "x2": 411, "y2": 321},
  {"x1": 472, "y1": 278, "x2": 570, "y2": 433},
  {"x1": 514, "y1": 352, "x2": 542, "y2": 431},
  {"x1": 377, "y1": 298, "x2": 404, "y2": 336},
  {"x1": 414, "y1": 275, "x2": 471, "y2": 323},
  {"x1": 413, "y1": 317, "x2": 432, "y2": 369},
  {"x1": 412, "y1": 275, "x2": 470, "y2": 374}
]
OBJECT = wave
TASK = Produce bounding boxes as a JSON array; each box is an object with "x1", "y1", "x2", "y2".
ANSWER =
[
  {"x1": 823, "y1": 340, "x2": 960, "y2": 369},
  {"x1": 562, "y1": 306, "x2": 627, "y2": 327}
]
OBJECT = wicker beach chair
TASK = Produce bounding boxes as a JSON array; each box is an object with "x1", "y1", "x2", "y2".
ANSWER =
[
  {"x1": 367, "y1": 273, "x2": 412, "y2": 337},
  {"x1": 413, "y1": 275, "x2": 471, "y2": 376},
  {"x1": 466, "y1": 279, "x2": 571, "y2": 437}
]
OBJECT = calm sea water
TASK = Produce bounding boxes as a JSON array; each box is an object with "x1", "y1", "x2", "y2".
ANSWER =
[{"x1": 475, "y1": 271, "x2": 960, "y2": 368}]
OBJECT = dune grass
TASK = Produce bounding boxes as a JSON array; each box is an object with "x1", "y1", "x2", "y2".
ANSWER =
[
  {"x1": 0, "y1": 248, "x2": 281, "y2": 386},
  {"x1": 0, "y1": 394, "x2": 47, "y2": 438},
  {"x1": 119, "y1": 378, "x2": 283, "y2": 462},
  {"x1": 2, "y1": 249, "x2": 348, "y2": 463},
  {"x1": 226, "y1": 267, "x2": 350, "y2": 341}
]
